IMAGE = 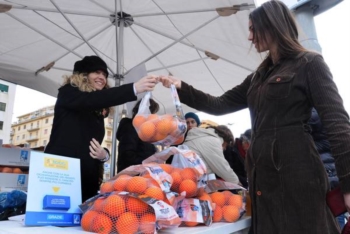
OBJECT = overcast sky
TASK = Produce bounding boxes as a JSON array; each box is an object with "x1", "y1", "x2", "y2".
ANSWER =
[{"x1": 11, "y1": 0, "x2": 350, "y2": 137}]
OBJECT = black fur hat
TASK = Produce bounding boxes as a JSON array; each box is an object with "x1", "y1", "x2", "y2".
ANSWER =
[{"x1": 73, "y1": 56, "x2": 108, "y2": 77}]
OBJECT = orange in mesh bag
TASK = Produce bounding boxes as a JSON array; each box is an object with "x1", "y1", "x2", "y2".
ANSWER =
[
  {"x1": 210, "y1": 190, "x2": 244, "y2": 223},
  {"x1": 80, "y1": 191, "x2": 181, "y2": 233},
  {"x1": 133, "y1": 86, "x2": 187, "y2": 146}
]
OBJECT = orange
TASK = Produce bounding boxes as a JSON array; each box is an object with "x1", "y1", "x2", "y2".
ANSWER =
[
  {"x1": 126, "y1": 176, "x2": 148, "y2": 194},
  {"x1": 212, "y1": 206, "x2": 223, "y2": 222},
  {"x1": 228, "y1": 194, "x2": 243, "y2": 209},
  {"x1": 222, "y1": 205, "x2": 240, "y2": 222},
  {"x1": 170, "y1": 171, "x2": 182, "y2": 192},
  {"x1": 198, "y1": 192, "x2": 213, "y2": 204},
  {"x1": 102, "y1": 194, "x2": 126, "y2": 217},
  {"x1": 183, "y1": 221, "x2": 199, "y2": 227},
  {"x1": 115, "y1": 212, "x2": 139, "y2": 234},
  {"x1": 100, "y1": 181, "x2": 114, "y2": 193},
  {"x1": 179, "y1": 179, "x2": 197, "y2": 198},
  {"x1": 222, "y1": 190, "x2": 233, "y2": 204},
  {"x1": 92, "y1": 197, "x2": 105, "y2": 211},
  {"x1": 157, "y1": 118, "x2": 173, "y2": 135},
  {"x1": 139, "y1": 213, "x2": 156, "y2": 234},
  {"x1": 138, "y1": 122, "x2": 156, "y2": 141},
  {"x1": 173, "y1": 135, "x2": 184, "y2": 145},
  {"x1": 12, "y1": 168, "x2": 22, "y2": 174},
  {"x1": 196, "y1": 187, "x2": 205, "y2": 197},
  {"x1": 81, "y1": 210, "x2": 98, "y2": 231},
  {"x1": 113, "y1": 176, "x2": 131, "y2": 191},
  {"x1": 133, "y1": 115, "x2": 147, "y2": 129},
  {"x1": 181, "y1": 168, "x2": 197, "y2": 182},
  {"x1": 159, "y1": 164, "x2": 173, "y2": 174},
  {"x1": 210, "y1": 192, "x2": 226, "y2": 207},
  {"x1": 91, "y1": 213, "x2": 113, "y2": 234},
  {"x1": 126, "y1": 197, "x2": 149, "y2": 214},
  {"x1": 152, "y1": 131, "x2": 167, "y2": 142},
  {"x1": 144, "y1": 186, "x2": 165, "y2": 201},
  {"x1": 147, "y1": 114, "x2": 159, "y2": 122},
  {"x1": 2, "y1": 167, "x2": 13, "y2": 173}
]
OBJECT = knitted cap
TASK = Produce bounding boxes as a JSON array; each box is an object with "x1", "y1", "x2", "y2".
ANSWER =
[{"x1": 185, "y1": 112, "x2": 201, "y2": 126}]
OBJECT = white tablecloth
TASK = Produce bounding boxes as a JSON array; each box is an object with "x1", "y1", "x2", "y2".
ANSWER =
[{"x1": 0, "y1": 216, "x2": 251, "y2": 234}]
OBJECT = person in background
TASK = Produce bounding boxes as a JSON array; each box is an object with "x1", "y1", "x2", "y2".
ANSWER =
[
  {"x1": 45, "y1": 55, "x2": 158, "y2": 202},
  {"x1": 165, "y1": 112, "x2": 201, "y2": 164},
  {"x1": 218, "y1": 126, "x2": 249, "y2": 188},
  {"x1": 184, "y1": 125, "x2": 240, "y2": 184},
  {"x1": 309, "y1": 108, "x2": 347, "y2": 229},
  {"x1": 234, "y1": 129, "x2": 252, "y2": 160},
  {"x1": 160, "y1": 1, "x2": 350, "y2": 233},
  {"x1": 116, "y1": 98, "x2": 159, "y2": 173},
  {"x1": 184, "y1": 112, "x2": 201, "y2": 132}
]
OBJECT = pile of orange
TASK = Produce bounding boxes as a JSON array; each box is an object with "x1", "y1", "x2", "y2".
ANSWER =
[
  {"x1": 133, "y1": 114, "x2": 185, "y2": 144},
  {"x1": 0, "y1": 166, "x2": 25, "y2": 174},
  {"x1": 81, "y1": 192, "x2": 157, "y2": 234},
  {"x1": 210, "y1": 191, "x2": 242, "y2": 223}
]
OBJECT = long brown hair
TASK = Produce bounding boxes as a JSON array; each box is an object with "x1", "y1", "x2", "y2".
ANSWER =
[
  {"x1": 207, "y1": 125, "x2": 234, "y2": 147},
  {"x1": 249, "y1": 0, "x2": 307, "y2": 68}
]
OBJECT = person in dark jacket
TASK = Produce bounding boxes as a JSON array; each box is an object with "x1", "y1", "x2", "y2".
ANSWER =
[
  {"x1": 222, "y1": 128, "x2": 250, "y2": 188},
  {"x1": 45, "y1": 55, "x2": 158, "y2": 202},
  {"x1": 160, "y1": 1, "x2": 350, "y2": 233},
  {"x1": 309, "y1": 108, "x2": 346, "y2": 229},
  {"x1": 116, "y1": 98, "x2": 159, "y2": 173}
]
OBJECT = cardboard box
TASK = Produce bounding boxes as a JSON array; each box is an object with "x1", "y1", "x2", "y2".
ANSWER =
[
  {"x1": 0, "y1": 173, "x2": 28, "y2": 192},
  {"x1": 0, "y1": 147, "x2": 30, "y2": 167}
]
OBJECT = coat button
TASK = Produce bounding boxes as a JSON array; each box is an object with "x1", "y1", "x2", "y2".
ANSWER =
[
  {"x1": 276, "y1": 78, "x2": 281, "y2": 82},
  {"x1": 256, "y1": 191, "x2": 262, "y2": 196}
]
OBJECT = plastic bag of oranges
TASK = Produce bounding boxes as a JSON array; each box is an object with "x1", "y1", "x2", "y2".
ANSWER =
[
  {"x1": 142, "y1": 147, "x2": 208, "y2": 199},
  {"x1": 133, "y1": 86, "x2": 187, "y2": 146},
  {"x1": 80, "y1": 191, "x2": 181, "y2": 233}
]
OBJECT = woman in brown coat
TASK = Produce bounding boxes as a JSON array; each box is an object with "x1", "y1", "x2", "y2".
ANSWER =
[{"x1": 160, "y1": 1, "x2": 350, "y2": 233}]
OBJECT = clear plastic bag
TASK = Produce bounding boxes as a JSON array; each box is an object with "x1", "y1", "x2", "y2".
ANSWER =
[{"x1": 133, "y1": 85, "x2": 187, "y2": 146}]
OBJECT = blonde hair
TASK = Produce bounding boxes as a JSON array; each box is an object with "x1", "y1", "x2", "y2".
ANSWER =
[{"x1": 62, "y1": 73, "x2": 113, "y2": 115}]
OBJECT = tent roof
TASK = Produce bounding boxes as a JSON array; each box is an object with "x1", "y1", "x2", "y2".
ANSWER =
[{"x1": 0, "y1": 0, "x2": 262, "y2": 116}]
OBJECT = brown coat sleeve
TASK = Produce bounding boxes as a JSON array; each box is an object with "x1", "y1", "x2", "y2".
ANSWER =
[{"x1": 306, "y1": 54, "x2": 350, "y2": 193}]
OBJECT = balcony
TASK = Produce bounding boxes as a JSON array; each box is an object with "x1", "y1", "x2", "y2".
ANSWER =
[
  {"x1": 104, "y1": 136, "x2": 112, "y2": 142},
  {"x1": 27, "y1": 127, "x2": 40, "y2": 132},
  {"x1": 105, "y1": 122, "x2": 113, "y2": 129},
  {"x1": 10, "y1": 131, "x2": 15, "y2": 136},
  {"x1": 26, "y1": 136, "x2": 39, "y2": 142}
]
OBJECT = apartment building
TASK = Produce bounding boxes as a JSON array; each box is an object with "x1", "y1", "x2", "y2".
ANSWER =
[
  {"x1": 10, "y1": 105, "x2": 114, "y2": 154},
  {"x1": 0, "y1": 80, "x2": 16, "y2": 144}
]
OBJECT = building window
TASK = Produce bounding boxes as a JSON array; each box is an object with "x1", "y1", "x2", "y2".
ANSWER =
[
  {"x1": 18, "y1": 126, "x2": 21, "y2": 131},
  {"x1": 37, "y1": 121, "x2": 39, "y2": 127},
  {"x1": 31, "y1": 123, "x2": 33, "y2": 128},
  {"x1": 44, "y1": 129, "x2": 48, "y2": 134},
  {"x1": 0, "y1": 121, "x2": 3, "y2": 130},
  {"x1": 17, "y1": 136, "x2": 19, "y2": 141},
  {"x1": 45, "y1": 119, "x2": 49, "y2": 124},
  {"x1": 0, "y1": 84, "x2": 9, "y2": 92},
  {"x1": 22, "y1": 134, "x2": 25, "y2": 139},
  {"x1": 0, "y1": 102, "x2": 6, "y2": 111},
  {"x1": 23, "y1": 124, "x2": 26, "y2": 129}
]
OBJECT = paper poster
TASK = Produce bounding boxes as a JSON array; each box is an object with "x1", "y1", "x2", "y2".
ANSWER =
[{"x1": 25, "y1": 151, "x2": 82, "y2": 226}]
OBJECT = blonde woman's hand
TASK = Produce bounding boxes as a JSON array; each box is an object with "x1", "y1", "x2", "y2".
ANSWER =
[
  {"x1": 89, "y1": 138, "x2": 108, "y2": 161},
  {"x1": 134, "y1": 75, "x2": 159, "y2": 94},
  {"x1": 159, "y1": 75, "x2": 182, "y2": 89}
]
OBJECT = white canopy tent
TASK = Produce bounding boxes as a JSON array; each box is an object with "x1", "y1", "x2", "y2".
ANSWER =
[{"x1": 0, "y1": 0, "x2": 263, "y2": 174}]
